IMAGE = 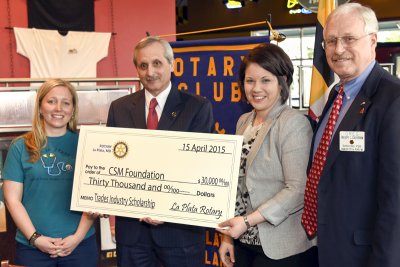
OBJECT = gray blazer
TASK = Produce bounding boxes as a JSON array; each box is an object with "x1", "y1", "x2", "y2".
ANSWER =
[{"x1": 236, "y1": 102, "x2": 316, "y2": 259}]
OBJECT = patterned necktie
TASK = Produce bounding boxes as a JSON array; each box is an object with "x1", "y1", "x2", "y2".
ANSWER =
[
  {"x1": 147, "y1": 98, "x2": 158, "y2": 130},
  {"x1": 302, "y1": 84, "x2": 344, "y2": 237}
]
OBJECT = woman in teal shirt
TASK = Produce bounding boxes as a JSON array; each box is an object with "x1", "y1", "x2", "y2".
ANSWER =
[{"x1": 3, "y1": 79, "x2": 97, "y2": 267}]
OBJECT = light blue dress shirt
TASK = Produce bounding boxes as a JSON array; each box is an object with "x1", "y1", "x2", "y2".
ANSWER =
[{"x1": 312, "y1": 60, "x2": 376, "y2": 158}]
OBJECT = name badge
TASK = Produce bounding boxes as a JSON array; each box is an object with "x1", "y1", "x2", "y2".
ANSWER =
[{"x1": 339, "y1": 131, "x2": 365, "y2": 152}]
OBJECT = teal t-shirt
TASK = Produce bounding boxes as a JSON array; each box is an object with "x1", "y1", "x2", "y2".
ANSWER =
[{"x1": 3, "y1": 130, "x2": 95, "y2": 245}]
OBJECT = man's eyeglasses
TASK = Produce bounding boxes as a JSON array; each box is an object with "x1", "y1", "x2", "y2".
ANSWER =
[{"x1": 322, "y1": 33, "x2": 372, "y2": 49}]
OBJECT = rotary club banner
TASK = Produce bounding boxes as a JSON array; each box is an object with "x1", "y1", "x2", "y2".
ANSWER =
[{"x1": 170, "y1": 36, "x2": 269, "y2": 135}]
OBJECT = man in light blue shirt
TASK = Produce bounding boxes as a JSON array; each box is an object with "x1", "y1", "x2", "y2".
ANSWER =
[{"x1": 302, "y1": 3, "x2": 400, "y2": 267}]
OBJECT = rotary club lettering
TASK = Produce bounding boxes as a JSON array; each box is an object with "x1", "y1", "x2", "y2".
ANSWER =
[
  {"x1": 204, "y1": 229, "x2": 225, "y2": 266},
  {"x1": 173, "y1": 55, "x2": 244, "y2": 102}
]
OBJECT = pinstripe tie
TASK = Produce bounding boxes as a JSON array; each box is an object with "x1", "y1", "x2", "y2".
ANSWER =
[{"x1": 302, "y1": 84, "x2": 344, "y2": 237}]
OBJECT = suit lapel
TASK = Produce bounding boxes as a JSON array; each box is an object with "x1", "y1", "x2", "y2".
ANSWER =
[
  {"x1": 320, "y1": 63, "x2": 383, "y2": 178},
  {"x1": 321, "y1": 91, "x2": 371, "y2": 175},
  {"x1": 130, "y1": 90, "x2": 147, "y2": 129},
  {"x1": 245, "y1": 103, "x2": 287, "y2": 172},
  {"x1": 157, "y1": 87, "x2": 183, "y2": 130},
  {"x1": 246, "y1": 117, "x2": 274, "y2": 172}
]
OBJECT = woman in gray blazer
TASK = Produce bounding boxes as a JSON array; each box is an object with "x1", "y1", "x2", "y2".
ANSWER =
[{"x1": 217, "y1": 44, "x2": 317, "y2": 267}]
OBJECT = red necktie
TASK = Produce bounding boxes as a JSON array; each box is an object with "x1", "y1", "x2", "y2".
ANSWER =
[
  {"x1": 302, "y1": 84, "x2": 344, "y2": 237},
  {"x1": 147, "y1": 98, "x2": 158, "y2": 130}
]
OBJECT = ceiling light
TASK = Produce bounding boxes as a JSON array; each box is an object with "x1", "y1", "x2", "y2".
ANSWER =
[{"x1": 224, "y1": 0, "x2": 244, "y2": 9}]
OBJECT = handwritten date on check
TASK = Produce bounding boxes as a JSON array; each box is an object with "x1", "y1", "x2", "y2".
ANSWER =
[{"x1": 71, "y1": 126, "x2": 243, "y2": 228}]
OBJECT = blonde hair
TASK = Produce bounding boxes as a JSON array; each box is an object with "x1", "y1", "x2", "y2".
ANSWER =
[{"x1": 22, "y1": 79, "x2": 78, "y2": 162}]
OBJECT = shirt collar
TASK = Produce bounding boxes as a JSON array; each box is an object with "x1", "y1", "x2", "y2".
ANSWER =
[
  {"x1": 145, "y1": 82, "x2": 172, "y2": 112},
  {"x1": 338, "y1": 60, "x2": 376, "y2": 100}
]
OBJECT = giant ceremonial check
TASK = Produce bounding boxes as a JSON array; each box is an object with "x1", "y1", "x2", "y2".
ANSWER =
[{"x1": 71, "y1": 125, "x2": 243, "y2": 228}]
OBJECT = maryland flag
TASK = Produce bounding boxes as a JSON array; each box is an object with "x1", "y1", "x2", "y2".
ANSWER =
[{"x1": 308, "y1": 0, "x2": 336, "y2": 121}]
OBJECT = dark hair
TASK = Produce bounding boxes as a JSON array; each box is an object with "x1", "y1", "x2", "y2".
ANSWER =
[{"x1": 239, "y1": 43, "x2": 293, "y2": 104}]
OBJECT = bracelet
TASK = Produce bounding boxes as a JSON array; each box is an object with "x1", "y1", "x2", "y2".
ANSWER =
[
  {"x1": 243, "y1": 215, "x2": 251, "y2": 229},
  {"x1": 29, "y1": 231, "x2": 42, "y2": 247}
]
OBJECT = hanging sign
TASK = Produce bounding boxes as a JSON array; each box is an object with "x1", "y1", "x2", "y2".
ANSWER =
[{"x1": 287, "y1": 0, "x2": 313, "y2": 15}]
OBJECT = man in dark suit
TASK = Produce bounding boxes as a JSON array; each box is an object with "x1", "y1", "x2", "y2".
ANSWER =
[
  {"x1": 302, "y1": 3, "x2": 400, "y2": 267},
  {"x1": 107, "y1": 36, "x2": 214, "y2": 267}
]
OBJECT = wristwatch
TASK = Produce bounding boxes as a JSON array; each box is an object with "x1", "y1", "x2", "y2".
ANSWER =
[
  {"x1": 29, "y1": 231, "x2": 42, "y2": 247},
  {"x1": 243, "y1": 215, "x2": 251, "y2": 229}
]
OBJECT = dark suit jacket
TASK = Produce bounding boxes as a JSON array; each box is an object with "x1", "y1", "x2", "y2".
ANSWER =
[
  {"x1": 312, "y1": 63, "x2": 400, "y2": 267},
  {"x1": 107, "y1": 86, "x2": 214, "y2": 247}
]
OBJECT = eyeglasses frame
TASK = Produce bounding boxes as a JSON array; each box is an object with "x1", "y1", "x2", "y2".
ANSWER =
[{"x1": 321, "y1": 33, "x2": 373, "y2": 50}]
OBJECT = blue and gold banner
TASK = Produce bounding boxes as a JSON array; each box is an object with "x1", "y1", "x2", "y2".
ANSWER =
[
  {"x1": 171, "y1": 36, "x2": 269, "y2": 135},
  {"x1": 171, "y1": 36, "x2": 269, "y2": 266}
]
